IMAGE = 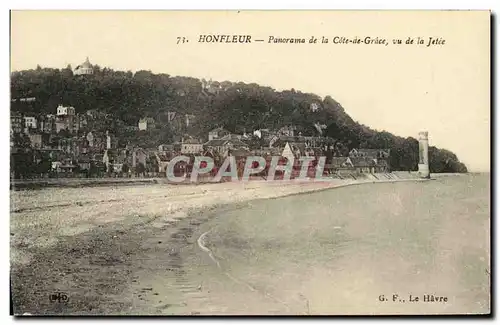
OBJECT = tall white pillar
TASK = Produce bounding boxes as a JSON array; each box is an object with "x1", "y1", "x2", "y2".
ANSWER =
[
  {"x1": 418, "y1": 131, "x2": 430, "y2": 179},
  {"x1": 106, "y1": 130, "x2": 111, "y2": 149}
]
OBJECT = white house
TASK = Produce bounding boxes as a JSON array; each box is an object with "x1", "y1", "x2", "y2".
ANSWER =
[
  {"x1": 138, "y1": 117, "x2": 155, "y2": 131},
  {"x1": 57, "y1": 104, "x2": 75, "y2": 116},
  {"x1": 74, "y1": 57, "x2": 94, "y2": 75},
  {"x1": 24, "y1": 116, "x2": 37, "y2": 129},
  {"x1": 310, "y1": 102, "x2": 320, "y2": 112}
]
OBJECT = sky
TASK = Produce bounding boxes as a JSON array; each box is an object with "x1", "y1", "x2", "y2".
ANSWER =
[{"x1": 10, "y1": 10, "x2": 490, "y2": 171}]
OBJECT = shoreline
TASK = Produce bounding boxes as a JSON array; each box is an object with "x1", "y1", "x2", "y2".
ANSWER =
[
  {"x1": 8, "y1": 171, "x2": 467, "y2": 191},
  {"x1": 10, "y1": 174, "x2": 474, "y2": 315}
]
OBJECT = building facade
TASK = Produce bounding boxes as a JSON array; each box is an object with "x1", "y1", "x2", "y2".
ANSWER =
[
  {"x1": 57, "y1": 104, "x2": 76, "y2": 116},
  {"x1": 39, "y1": 115, "x2": 56, "y2": 133},
  {"x1": 10, "y1": 114, "x2": 23, "y2": 133},
  {"x1": 181, "y1": 139, "x2": 204, "y2": 154},
  {"x1": 55, "y1": 105, "x2": 79, "y2": 133},
  {"x1": 138, "y1": 117, "x2": 155, "y2": 131},
  {"x1": 74, "y1": 57, "x2": 94, "y2": 75},
  {"x1": 24, "y1": 116, "x2": 37, "y2": 130}
]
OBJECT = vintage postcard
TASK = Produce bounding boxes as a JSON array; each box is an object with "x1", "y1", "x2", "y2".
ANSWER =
[{"x1": 9, "y1": 10, "x2": 490, "y2": 316}]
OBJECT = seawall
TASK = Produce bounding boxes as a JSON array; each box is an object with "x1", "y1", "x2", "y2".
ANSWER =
[{"x1": 9, "y1": 171, "x2": 435, "y2": 191}]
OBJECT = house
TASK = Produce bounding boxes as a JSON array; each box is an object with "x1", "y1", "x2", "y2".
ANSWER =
[
  {"x1": 349, "y1": 148, "x2": 390, "y2": 159},
  {"x1": 103, "y1": 148, "x2": 133, "y2": 173},
  {"x1": 102, "y1": 149, "x2": 121, "y2": 173},
  {"x1": 252, "y1": 148, "x2": 281, "y2": 157},
  {"x1": 52, "y1": 159, "x2": 77, "y2": 174},
  {"x1": 328, "y1": 157, "x2": 349, "y2": 168},
  {"x1": 155, "y1": 152, "x2": 170, "y2": 173},
  {"x1": 117, "y1": 149, "x2": 132, "y2": 166},
  {"x1": 51, "y1": 161, "x2": 62, "y2": 172},
  {"x1": 227, "y1": 148, "x2": 251, "y2": 158},
  {"x1": 77, "y1": 113, "x2": 88, "y2": 129},
  {"x1": 222, "y1": 133, "x2": 246, "y2": 141},
  {"x1": 24, "y1": 116, "x2": 37, "y2": 130},
  {"x1": 55, "y1": 105, "x2": 79, "y2": 133},
  {"x1": 124, "y1": 125, "x2": 139, "y2": 132},
  {"x1": 347, "y1": 149, "x2": 391, "y2": 172},
  {"x1": 204, "y1": 137, "x2": 249, "y2": 156},
  {"x1": 202, "y1": 78, "x2": 222, "y2": 95},
  {"x1": 102, "y1": 149, "x2": 115, "y2": 170},
  {"x1": 74, "y1": 57, "x2": 94, "y2": 75},
  {"x1": 185, "y1": 114, "x2": 196, "y2": 128},
  {"x1": 208, "y1": 127, "x2": 230, "y2": 141},
  {"x1": 86, "y1": 132, "x2": 95, "y2": 147},
  {"x1": 323, "y1": 157, "x2": 352, "y2": 176},
  {"x1": 85, "y1": 109, "x2": 97, "y2": 117},
  {"x1": 349, "y1": 157, "x2": 378, "y2": 173},
  {"x1": 158, "y1": 144, "x2": 175, "y2": 152},
  {"x1": 77, "y1": 155, "x2": 92, "y2": 171},
  {"x1": 375, "y1": 159, "x2": 390, "y2": 173},
  {"x1": 270, "y1": 135, "x2": 307, "y2": 149},
  {"x1": 105, "y1": 131, "x2": 115, "y2": 149},
  {"x1": 38, "y1": 148, "x2": 64, "y2": 161},
  {"x1": 39, "y1": 115, "x2": 56, "y2": 133},
  {"x1": 304, "y1": 147, "x2": 324, "y2": 157},
  {"x1": 303, "y1": 136, "x2": 333, "y2": 148},
  {"x1": 325, "y1": 156, "x2": 388, "y2": 176},
  {"x1": 313, "y1": 122, "x2": 327, "y2": 135},
  {"x1": 138, "y1": 117, "x2": 155, "y2": 131},
  {"x1": 277, "y1": 125, "x2": 297, "y2": 137},
  {"x1": 10, "y1": 114, "x2": 23, "y2": 133},
  {"x1": 57, "y1": 104, "x2": 76, "y2": 116},
  {"x1": 281, "y1": 142, "x2": 295, "y2": 163},
  {"x1": 28, "y1": 133, "x2": 47, "y2": 149},
  {"x1": 310, "y1": 102, "x2": 321, "y2": 112},
  {"x1": 132, "y1": 148, "x2": 148, "y2": 169},
  {"x1": 181, "y1": 139, "x2": 204, "y2": 154},
  {"x1": 272, "y1": 137, "x2": 306, "y2": 159}
]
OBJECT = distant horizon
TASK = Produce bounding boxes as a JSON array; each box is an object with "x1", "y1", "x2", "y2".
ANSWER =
[{"x1": 10, "y1": 11, "x2": 490, "y2": 172}]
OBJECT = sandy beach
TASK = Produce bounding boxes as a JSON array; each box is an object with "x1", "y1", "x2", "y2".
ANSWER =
[{"x1": 10, "y1": 173, "x2": 489, "y2": 315}]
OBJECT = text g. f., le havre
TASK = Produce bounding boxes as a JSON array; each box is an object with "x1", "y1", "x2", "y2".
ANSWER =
[{"x1": 379, "y1": 294, "x2": 449, "y2": 303}]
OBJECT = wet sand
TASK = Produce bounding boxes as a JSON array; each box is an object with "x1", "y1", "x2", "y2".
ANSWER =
[{"x1": 10, "y1": 174, "x2": 489, "y2": 315}]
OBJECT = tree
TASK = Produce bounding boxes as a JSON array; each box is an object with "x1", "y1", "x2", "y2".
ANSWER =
[
  {"x1": 58, "y1": 128, "x2": 71, "y2": 138},
  {"x1": 12, "y1": 133, "x2": 32, "y2": 149},
  {"x1": 9, "y1": 65, "x2": 469, "y2": 173},
  {"x1": 89, "y1": 161, "x2": 99, "y2": 178},
  {"x1": 136, "y1": 162, "x2": 146, "y2": 176},
  {"x1": 107, "y1": 164, "x2": 113, "y2": 176},
  {"x1": 62, "y1": 64, "x2": 73, "y2": 78},
  {"x1": 36, "y1": 156, "x2": 52, "y2": 176},
  {"x1": 11, "y1": 151, "x2": 34, "y2": 179}
]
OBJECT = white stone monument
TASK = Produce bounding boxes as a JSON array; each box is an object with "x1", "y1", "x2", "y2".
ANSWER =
[{"x1": 418, "y1": 131, "x2": 430, "y2": 179}]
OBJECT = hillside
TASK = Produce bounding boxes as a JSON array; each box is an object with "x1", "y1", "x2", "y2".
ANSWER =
[{"x1": 10, "y1": 65, "x2": 468, "y2": 173}]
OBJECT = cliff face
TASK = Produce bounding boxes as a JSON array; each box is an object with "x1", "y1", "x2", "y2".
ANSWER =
[{"x1": 10, "y1": 67, "x2": 467, "y2": 173}]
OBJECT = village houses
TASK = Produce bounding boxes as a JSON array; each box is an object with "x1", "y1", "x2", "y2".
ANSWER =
[{"x1": 181, "y1": 139, "x2": 204, "y2": 154}]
